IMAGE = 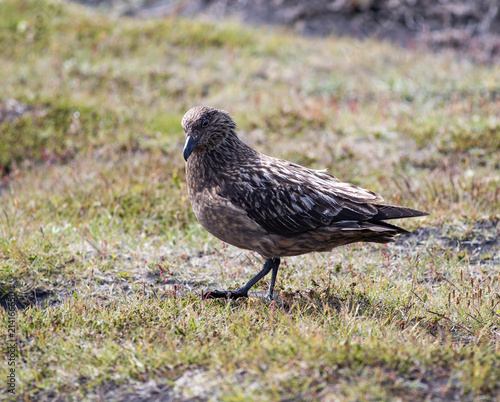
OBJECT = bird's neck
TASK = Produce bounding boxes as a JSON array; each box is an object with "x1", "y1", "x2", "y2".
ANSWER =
[{"x1": 186, "y1": 133, "x2": 258, "y2": 191}]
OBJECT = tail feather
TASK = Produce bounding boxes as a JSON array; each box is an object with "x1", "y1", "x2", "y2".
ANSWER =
[
  {"x1": 368, "y1": 220, "x2": 411, "y2": 235},
  {"x1": 333, "y1": 219, "x2": 407, "y2": 237},
  {"x1": 371, "y1": 205, "x2": 429, "y2": 221}
]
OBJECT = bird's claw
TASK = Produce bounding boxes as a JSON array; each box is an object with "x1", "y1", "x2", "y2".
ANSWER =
[{"x1": 265, "y1": 293, "x2": 274, "y2": 302}]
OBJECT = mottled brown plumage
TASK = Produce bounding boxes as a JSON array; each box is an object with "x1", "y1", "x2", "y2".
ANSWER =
[{"x1": 182, "y1": 105, "x2": 428, "y2": 300}]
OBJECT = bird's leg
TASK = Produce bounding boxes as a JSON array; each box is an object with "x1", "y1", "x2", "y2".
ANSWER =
[
  {"x1": 265, "y1": 258, "x2": 280, "y2": 300},
  {"x1": 203, "y1": 258, "x2": 279, "y2": 300}
]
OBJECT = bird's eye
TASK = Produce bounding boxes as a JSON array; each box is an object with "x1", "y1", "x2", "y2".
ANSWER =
[{"x1": 201, "y1": 118, "x2": 210, "y2": 128}]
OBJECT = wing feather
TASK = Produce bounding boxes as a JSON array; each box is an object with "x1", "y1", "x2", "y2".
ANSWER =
[
  {"x1": 216, "y1": 155, "x2": 427, "y2": 236},
  {"x1": 220, "y1": 159, "x2": 384, "y2": 235}
]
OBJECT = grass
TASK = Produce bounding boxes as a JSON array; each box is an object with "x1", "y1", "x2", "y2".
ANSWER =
[{"x1": 0, "y1": 0, "x2": 499, "y2": 400}]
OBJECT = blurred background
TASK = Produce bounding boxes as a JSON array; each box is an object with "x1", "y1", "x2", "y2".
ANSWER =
[{"x1": 72, "y1": 0, "x2": 500, "y2": 63}]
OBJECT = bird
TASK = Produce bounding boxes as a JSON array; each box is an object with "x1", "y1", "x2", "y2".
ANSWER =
[{"x1": 182, "y1": 105, "x2": 428, "y2": 300}]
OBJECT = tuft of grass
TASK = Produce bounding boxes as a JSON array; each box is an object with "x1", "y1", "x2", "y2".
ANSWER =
[{"x1": 0, "y1": 100, "x2": 128, "y2": 173}]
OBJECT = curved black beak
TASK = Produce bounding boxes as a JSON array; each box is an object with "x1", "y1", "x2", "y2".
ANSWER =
[{"x1": 183, "y1": 135, "x2": 201, "y2": 161}]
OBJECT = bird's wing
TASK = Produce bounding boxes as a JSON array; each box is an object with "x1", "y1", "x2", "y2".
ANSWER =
[{"x1": 220, "y1": 160, "x2": 384, "y2": 235}]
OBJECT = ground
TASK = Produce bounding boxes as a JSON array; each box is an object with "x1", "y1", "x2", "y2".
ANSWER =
[{"x1": 0, "y1": 0, "x2": 499, "y2": 400}]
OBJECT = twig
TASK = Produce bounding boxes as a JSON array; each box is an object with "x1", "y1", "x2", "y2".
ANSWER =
[{"x1": 426, "y1": 310, "x2": 472, "y2": 334}]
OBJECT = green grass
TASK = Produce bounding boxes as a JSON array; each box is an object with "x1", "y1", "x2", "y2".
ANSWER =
[{"x1": 0, "y1": 0, "x2": 499, "y2": 400}]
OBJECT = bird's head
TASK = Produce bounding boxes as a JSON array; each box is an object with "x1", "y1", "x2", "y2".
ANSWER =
[{"x1": 181, "y1": 106, "x2": 237, "y2": 161}]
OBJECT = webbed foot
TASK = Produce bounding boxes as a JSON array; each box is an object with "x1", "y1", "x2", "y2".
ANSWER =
[{"x1": 202, "y1": 288, "x2": 248, "y2": 300}]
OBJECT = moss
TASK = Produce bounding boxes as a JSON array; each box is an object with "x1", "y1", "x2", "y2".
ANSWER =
[{"x1": 0, "y1": 101, "x2": 124, "y2": 173}]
